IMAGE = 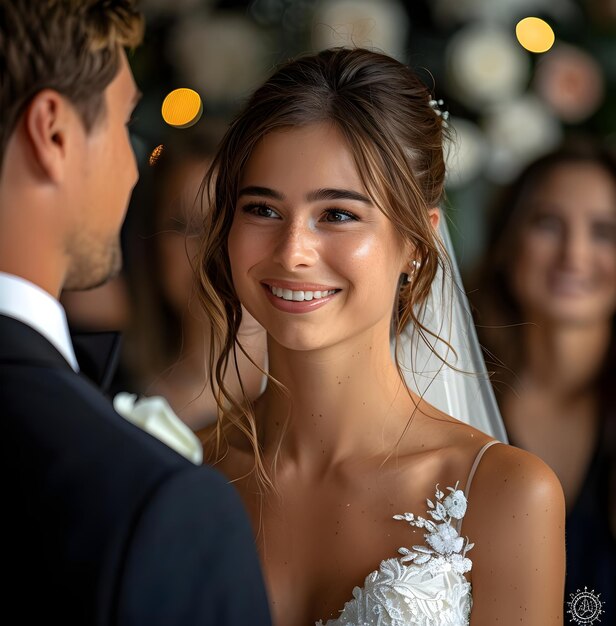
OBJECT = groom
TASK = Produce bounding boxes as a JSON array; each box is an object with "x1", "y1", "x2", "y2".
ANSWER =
[{"x1": 0, "y1": 2, "x2": 270, "y2": 625}]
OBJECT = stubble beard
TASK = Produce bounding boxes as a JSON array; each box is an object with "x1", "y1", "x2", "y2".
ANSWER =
[{"x1": 63, "y1": 236, "x2": 122, "y2": 291}]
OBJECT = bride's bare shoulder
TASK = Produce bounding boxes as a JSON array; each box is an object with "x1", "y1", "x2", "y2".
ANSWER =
[
  {"x1": 412, "y1": 407, "x2": 562, "y2": 510},
  {"x1": 463, "y1": 440, "x2": 565, "y2": 543},
  {"x1": 474, "y1": 441, "x2": 563, "y2": 504},
  {"x1": 460, "y1": 440, "x2": 566, "y2": 623}
]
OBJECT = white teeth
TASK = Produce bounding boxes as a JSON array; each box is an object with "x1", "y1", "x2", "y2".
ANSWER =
[{"x1": 269, "y1": 286, "x2": 336, "y2": 301}]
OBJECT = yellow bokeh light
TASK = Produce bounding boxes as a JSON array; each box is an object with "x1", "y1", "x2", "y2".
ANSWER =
[
  {"x1": 161, "y1": 88, "x2": 203, "y2": 128},
  {"x1": 516, "y1": 17, "x2": 555, "y2": 54}
]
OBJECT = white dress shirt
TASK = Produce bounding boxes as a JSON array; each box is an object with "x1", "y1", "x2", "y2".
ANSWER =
[{"x1": 0, "y1": 272, "x2": 79, "y2": 371}]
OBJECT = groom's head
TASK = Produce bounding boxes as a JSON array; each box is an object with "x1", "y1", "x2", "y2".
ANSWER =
[{"x1": 0, "y1": 0, "x2": 143, "y2": 295}]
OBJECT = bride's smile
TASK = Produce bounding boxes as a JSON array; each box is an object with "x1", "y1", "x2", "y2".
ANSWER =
[{"x1": 262, "y1": 280, "x2": 341, "y2": 313}]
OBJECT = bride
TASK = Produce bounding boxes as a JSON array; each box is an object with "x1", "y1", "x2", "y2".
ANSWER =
[{"x1": 197, "y1": 47, "x2": 565, "y2": 625}]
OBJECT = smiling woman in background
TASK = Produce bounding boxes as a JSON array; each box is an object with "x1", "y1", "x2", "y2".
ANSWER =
[{"x1": 473, "y1": 139, "x2": 616, "y2": 617}]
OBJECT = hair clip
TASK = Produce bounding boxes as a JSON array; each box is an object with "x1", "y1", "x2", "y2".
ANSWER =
[{"x1": 428, "y1": 98, "x2": 450, "y2": 123}]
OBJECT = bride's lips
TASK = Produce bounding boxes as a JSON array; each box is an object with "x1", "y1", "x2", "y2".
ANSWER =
[{"x1": 261, "y1": 280, "x2": 341, "y2": 314}]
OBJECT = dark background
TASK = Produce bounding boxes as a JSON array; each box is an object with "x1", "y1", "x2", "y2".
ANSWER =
[{"x1": 128, "y1": 0, "x2": 616, "y2": 273}]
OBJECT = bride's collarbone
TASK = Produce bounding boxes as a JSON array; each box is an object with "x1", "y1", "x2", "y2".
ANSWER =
[{"x1": 237, "y1": 427, "x2": 486, "y2": 535}]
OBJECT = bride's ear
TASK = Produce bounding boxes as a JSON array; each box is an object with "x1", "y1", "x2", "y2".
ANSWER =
[{"x1": 428, "y1": 207, "x2": 440, "y2": 231}]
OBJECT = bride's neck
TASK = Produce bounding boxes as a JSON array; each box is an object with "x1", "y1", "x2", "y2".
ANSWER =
[{"x1": 256, "y1": 328, "x2": 418, "y2": 472}]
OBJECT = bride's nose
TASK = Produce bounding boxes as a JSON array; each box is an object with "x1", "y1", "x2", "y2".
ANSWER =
[{"x1": 272, "y1": 219, "x2": 319, "y2": 271}]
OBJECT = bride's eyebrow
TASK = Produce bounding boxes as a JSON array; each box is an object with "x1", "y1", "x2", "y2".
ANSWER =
[
  {"x1": 238, "y1": 186, "x2": 284, "y2": 200},
  {"x1": 307, "y1": 188, "x2": 373, "y2": 204},
  {"x1": 238, "y1": 186, "x2": 373, "y2": 205}
]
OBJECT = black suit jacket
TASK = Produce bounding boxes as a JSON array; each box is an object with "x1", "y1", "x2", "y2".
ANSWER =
[{"x1": 0, "y1": 314, "x2": 271, "y2": 626}]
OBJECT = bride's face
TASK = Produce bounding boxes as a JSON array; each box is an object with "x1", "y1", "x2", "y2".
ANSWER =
[{"x1": 227, "y1": 122, "x2": 411, "y2": 352}]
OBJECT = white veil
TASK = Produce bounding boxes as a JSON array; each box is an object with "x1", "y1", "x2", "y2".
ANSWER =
[{"x1": 396, "y1": 210, "x2": 508, "y2": 442}]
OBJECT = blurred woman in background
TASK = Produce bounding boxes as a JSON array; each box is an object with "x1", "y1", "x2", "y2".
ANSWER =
[
  {"x1": 473, "y1": 139, "x2": 616, "y2": 616},
  {"x1": 122, "y1": 134, "x2": 266, "y2": 430}
]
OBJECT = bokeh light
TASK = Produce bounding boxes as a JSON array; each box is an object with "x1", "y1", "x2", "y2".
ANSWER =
[
  {"x1": 534, "y1": 44, "x2": 604, "y2": 123},
  {"x1": 149, "y1": 144, "x2": 164, "y2": 167},
  {"x1": 161, "y1": 88, "x2": 203, "y2": 128},
  {"x1": 516, "y1": 17, "x2": 555, "y2": 54},
  {"x1": 446, "y1": 24, "x2": 530, "y2": 111}
]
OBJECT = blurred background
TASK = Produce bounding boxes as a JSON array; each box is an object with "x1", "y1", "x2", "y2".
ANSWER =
[
  {"x1": 60, "y1": 4, "x2": 616, "y2": 609},
  {"x1": 124, "y1": 0, "x2": 616, "y2": 273},
  {"x1": 61, "y1": 0, "x2": 616, "y2": 417}
]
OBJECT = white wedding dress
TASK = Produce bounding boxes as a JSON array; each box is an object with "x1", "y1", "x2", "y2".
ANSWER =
[{"x1": 316, "y1": 440, "x2": 499, "y2": 626}]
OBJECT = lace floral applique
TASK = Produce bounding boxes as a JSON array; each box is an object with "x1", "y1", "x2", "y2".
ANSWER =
[
  {"x1": 316, "y1": 483, "x2": 473, "y2": 626},
  {"x1": 393, "y1": 482, "x2": 473, "y2": 576}
]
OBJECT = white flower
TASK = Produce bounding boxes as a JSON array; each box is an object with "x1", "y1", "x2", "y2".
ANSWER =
[
  {"x1": 446, "y1": 24, "x2": 530, "y2": 111},
  {"x1": 450, "y1": 553, "x2": 473, "y2": 574},
  {"x1": 483, "y1": 94, "x2": 562, "y2": 183},
  {"x1": 426, "y1": 523, "x2": 464, "y2": 556},
  {"x1": 113, "y1": 392, "x2": 203, "y2": 465},
  {"x1": 443, "y1": 489, "x2": 467, "y2": 519}
]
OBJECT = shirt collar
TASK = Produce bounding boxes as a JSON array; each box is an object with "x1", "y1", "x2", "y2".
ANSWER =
[{"x1": 0, "y1": 272, "x2": 79, "y2": 371}]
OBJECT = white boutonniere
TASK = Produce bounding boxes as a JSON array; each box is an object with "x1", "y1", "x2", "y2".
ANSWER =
[{"x1": 113, "y1": 392, "x2": 203, "y2": 465}]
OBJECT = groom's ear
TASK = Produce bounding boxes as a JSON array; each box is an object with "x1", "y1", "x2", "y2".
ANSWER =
[{"x1": 23, "y1": 89, "x2": 74, "y2": 185}]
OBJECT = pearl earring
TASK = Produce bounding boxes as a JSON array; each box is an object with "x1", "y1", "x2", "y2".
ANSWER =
[{"x1": 405, "y1": 259, "x2": 420, "y2": 283}]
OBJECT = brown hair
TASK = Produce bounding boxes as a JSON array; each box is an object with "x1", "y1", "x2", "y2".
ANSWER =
[
  {"x1": 196, "y1": 47, "x2": 450, "y2": 490},
  {"x1": 0, "y1": 0, "x2": 143, "y2": 171}
]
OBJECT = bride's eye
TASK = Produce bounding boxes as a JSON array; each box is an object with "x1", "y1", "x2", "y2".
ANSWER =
[
  {"x1": 241, "y1": 202, "x2": 280, "y2": 219},
  {"x1": 321, "y1": 208, "x2": 358, "y2": 223}
]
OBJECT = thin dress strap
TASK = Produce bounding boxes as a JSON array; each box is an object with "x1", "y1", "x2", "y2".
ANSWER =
[
  {"x1": 456, "y1": 440, "x2": 501, "y2": 534},
  {"x1": 464, "y1": 440, "x2": 500, "y2": 499}
]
